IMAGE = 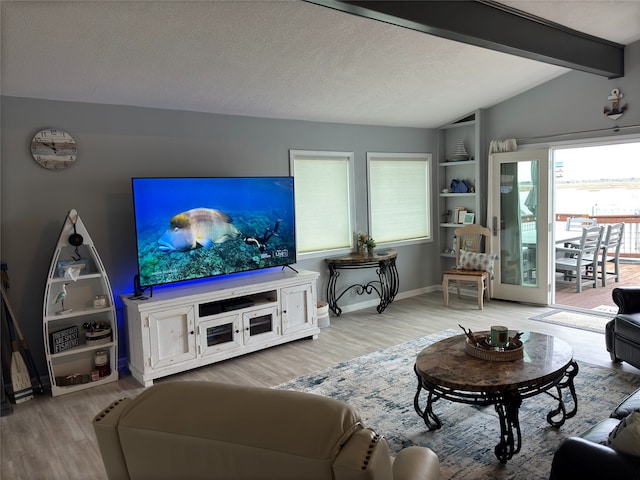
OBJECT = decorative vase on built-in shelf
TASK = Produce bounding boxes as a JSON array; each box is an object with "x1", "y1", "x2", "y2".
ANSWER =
[{"x1": 367, "y1": 246, "x2": 375, "y2": 256}]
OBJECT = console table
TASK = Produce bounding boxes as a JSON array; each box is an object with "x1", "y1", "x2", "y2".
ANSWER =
[{"x1": 325, "y1": 249, "x2": 398, "y2": 316}]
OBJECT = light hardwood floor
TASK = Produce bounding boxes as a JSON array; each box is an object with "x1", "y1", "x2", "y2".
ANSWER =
[{"x1": 2, "y1": 291, "x2": 639, "y2": 480}]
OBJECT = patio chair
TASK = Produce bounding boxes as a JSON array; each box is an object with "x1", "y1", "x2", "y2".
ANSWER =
[
  {"x1": 565, "y1": 216, "x2": 597, "y2": 231},
  {"x1": 598, "y1": 222, "x2": 624, "y2": 286},
  {"x1": 555, "y1": 225, "x2": 603, "y2": 293},
  {"x1": 442, "y1": 224, "x2": 496, "y2": 309},
  {"x1": 564, "y1": 217, "x2": 598, "y2": 249}
]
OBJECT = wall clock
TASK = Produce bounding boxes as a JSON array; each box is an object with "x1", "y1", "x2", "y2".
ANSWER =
[{"x1": 31, "y1": 129, "x2": 77, "y2": 170}]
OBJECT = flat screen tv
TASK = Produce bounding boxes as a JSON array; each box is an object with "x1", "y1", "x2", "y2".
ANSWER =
[{"x1": 131, "y1": 177, "x2": 296, "y2": 288}]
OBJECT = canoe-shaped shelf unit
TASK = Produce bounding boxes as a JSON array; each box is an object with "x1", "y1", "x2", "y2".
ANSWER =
[{"x1": 43, "y1": 209, "x2": 118, "y2": 396}]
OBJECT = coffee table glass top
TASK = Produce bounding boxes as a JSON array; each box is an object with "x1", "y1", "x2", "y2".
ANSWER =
[{"x1": 415, "y1": 331, "x2": 573, "y2": 392}]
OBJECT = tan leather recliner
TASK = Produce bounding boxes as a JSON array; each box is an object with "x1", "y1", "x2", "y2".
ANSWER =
[{"x1": 93, "y1": 381, "x2": 439, "y2": 480}]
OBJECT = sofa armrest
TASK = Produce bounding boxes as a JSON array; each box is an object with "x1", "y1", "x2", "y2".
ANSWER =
[
  {"x1": 392, "y1": 446, "x2": 440, "y2": 480},
  {"x1": 333, "y1": 428, "x2": 394, "y2": 480},
  {"x1": 550, "y1": 437, "x2": 640, "y2": 480},
  {"x1": 612, "y1": 287, "x2": 640, "y2": 314},
  {"x1": 92, "y1": 397, "x2": 132, "y2": 480},
  {"x1": 612, "y1": 387, "x2": 640, "y2": 418}
]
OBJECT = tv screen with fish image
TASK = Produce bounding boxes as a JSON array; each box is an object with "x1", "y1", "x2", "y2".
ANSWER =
[{"x1": 131, "y1": 177, "x2": 297, "y2": 287}]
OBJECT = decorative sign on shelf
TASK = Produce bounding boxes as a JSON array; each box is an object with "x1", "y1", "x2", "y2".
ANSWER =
[{"x1": 49, "y1": 325, "x2": 80, "y2": 354}]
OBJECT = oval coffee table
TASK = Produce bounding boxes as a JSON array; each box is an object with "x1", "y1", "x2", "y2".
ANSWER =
[{"x1": 413, "y1": 331, "x2": 578, "y2": 464}]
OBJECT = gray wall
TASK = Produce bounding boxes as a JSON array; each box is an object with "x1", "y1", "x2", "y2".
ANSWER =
[
  {"x1": 0, "y1": 99, "x2": 438, "y2": 377},
  {"x1": 486, "y1": 40, "x2": 640, "y2": 142}
]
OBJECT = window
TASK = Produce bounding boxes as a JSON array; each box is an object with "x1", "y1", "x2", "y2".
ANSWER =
[
  {"x1": 290, "y1": 150, "x2": 355, "y2": 254},
  {"x1": 367, "y1": 153, "x2": 432, "y2": 244}
]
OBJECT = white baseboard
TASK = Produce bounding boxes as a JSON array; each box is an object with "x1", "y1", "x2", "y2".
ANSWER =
[
  {"x1": 332, "y1": 284, "x2": 485, "y2": 315},
  {"x1": 333, "y1": 285, "x2": 438, "y2": 315}
]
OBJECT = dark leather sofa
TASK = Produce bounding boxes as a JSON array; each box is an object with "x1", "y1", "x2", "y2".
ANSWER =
[
  {"x1": 607, "y1": 286, "x2": 640, "y2": 370},
  {"x1": 549, "y1": 387, "x2": 640, "y2": 479}
]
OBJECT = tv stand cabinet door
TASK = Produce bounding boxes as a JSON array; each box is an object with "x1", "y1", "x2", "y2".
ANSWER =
[
  {"x1": 281, "y1": 283, "x2": 315, "y2": 336},
  {"x1": 199, "y1": 313, "x2": 243, "y2": 357},
  {"x1": 148, "y1": 305, "x2": 197, "y2": 369},
  {"x1": 242, "y1": 305, "x2": 280, "y2": 346}
]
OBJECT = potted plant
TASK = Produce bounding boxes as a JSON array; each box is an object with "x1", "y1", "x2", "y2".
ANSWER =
[
  {"x1": 364, "y1": 236, "x2": 376, "y2": 255},
  {"x1": 356, "y1": 232, "x2": 376, "y2": 255}
]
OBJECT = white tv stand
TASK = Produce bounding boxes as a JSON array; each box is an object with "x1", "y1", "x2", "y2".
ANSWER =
[{"x1": 122, "y1": 268, "x2": 320, "y2": 387}]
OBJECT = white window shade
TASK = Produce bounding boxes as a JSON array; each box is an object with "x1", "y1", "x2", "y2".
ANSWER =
[
  {"x1": 291, "y1": 152, "x2": 353, "y2": 253},
  {"x1": 368, "y1": 154, "x2": 431, "y2": 243}
]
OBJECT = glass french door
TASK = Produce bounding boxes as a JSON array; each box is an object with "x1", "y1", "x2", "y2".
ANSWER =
[{"x1": 488, "y1": 149, "x2": 551, "y2": 305}]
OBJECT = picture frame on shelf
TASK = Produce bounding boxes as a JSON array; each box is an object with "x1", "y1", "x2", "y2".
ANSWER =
[
  {"x1": 457, "y1": 210, "x2": 468, "y2": 224},
  {"x1": 463, "y1": 212, "x2": 475, "y2": 224}
]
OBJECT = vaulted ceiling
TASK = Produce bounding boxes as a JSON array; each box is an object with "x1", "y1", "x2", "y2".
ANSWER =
[{"x1": 2, "y1": 1, "x2": 640, "y2": 128}]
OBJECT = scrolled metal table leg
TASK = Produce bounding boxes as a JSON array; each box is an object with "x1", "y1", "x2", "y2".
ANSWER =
[
  {"x1": 375, "y1": 258, "x2": 399, "y2": 313},
  {"x1": 413, "y1": 367, "x2": 442, "y2": 431},
  {"x1": 421, "y1": 391, "x2": 442, "y2": 431},
  {"x1": 326, "y1": 264, "x2": 342, "y2": 316},
  {"x1": 547, "y1": 360, "x2": 579, "y2": 427},
  {"x1": 387, "y1": 258, "x2": 399, "y2": 302},
  {"x1": 376, "y1": 261, "x2": 390, "y2": 313},
  {"x1": 493, "y1": 390, "x2": 522, "y2": 464}
]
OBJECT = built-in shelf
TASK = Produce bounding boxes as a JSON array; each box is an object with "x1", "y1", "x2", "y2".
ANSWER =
[
  {"x1": 437, "y1": 110, "x2": 486, "y2": 275},
  {"x1": 439, "y1": 160, "x2": 477, "y2": 167},
  {"x1": 439, "y1": 192, "x2": 476, "y2": 198}
]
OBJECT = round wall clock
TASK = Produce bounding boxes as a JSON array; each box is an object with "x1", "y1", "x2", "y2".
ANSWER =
[{"x1": 31, "y1": 129, "x2": 77, "y2": 170}]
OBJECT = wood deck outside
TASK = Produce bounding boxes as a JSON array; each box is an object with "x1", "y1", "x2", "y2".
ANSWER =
[{"x1": 554, "y1": 261, "x2": 640, "y2": 310}]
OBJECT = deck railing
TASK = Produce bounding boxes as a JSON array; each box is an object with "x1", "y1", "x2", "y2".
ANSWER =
[{"x1": 556, "y1": 214, "x2": 640, "y2": 257}]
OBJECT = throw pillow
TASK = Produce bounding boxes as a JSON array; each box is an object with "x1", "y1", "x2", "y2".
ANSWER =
[
  {"x1": 458, "y1": 250, "x2": 498, "y2": 274},
  {"x1": 607, "y1": 411, "x2": 640, "y2": 456}
]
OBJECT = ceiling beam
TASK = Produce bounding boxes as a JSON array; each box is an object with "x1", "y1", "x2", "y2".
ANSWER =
[{"x1": 306, "y1": 0, "x2": 624, "y2": 78}]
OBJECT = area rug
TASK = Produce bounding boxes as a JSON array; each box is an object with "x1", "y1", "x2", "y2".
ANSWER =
[
  {"x1": 275, "y1": 329, "x2": 640, "y2": 480},
  {"x1": 529, "y1": 308, "x2": 614, "y2": 333}
]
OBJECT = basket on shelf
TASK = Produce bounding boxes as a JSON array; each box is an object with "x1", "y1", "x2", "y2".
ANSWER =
[{"x1": 84, "y1": 321, "x2": 112, "y2": 346}]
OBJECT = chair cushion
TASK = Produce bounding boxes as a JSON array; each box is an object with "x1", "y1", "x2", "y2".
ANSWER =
[
  {"x1": 458, "y1": 250, "x2": 498, "y2": 274},
  {"x1": 607, "y1": 411, "x2": 640, "y2": 456}
]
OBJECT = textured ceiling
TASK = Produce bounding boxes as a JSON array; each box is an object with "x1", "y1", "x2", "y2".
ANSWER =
[{"x1": 2, "y1": 0, "x2": 640, "y2": 128}]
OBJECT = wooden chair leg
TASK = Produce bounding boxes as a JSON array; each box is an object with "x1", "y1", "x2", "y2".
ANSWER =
[
  {"x1": 477, "y1": 277, "x2": 484, "y2": 309},
  {"x1": 442, "y1": 277, "x2": 449, "y2": 306}
]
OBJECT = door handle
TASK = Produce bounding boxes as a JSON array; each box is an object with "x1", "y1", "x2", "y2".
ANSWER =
[{"x1": 492, "y1": 216, "x2": 498, "y2": 236}]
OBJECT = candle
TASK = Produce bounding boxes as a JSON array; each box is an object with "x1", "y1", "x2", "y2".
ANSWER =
[{"x1": 490, "y1": 326, "x2": 509, "y2": 347}]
